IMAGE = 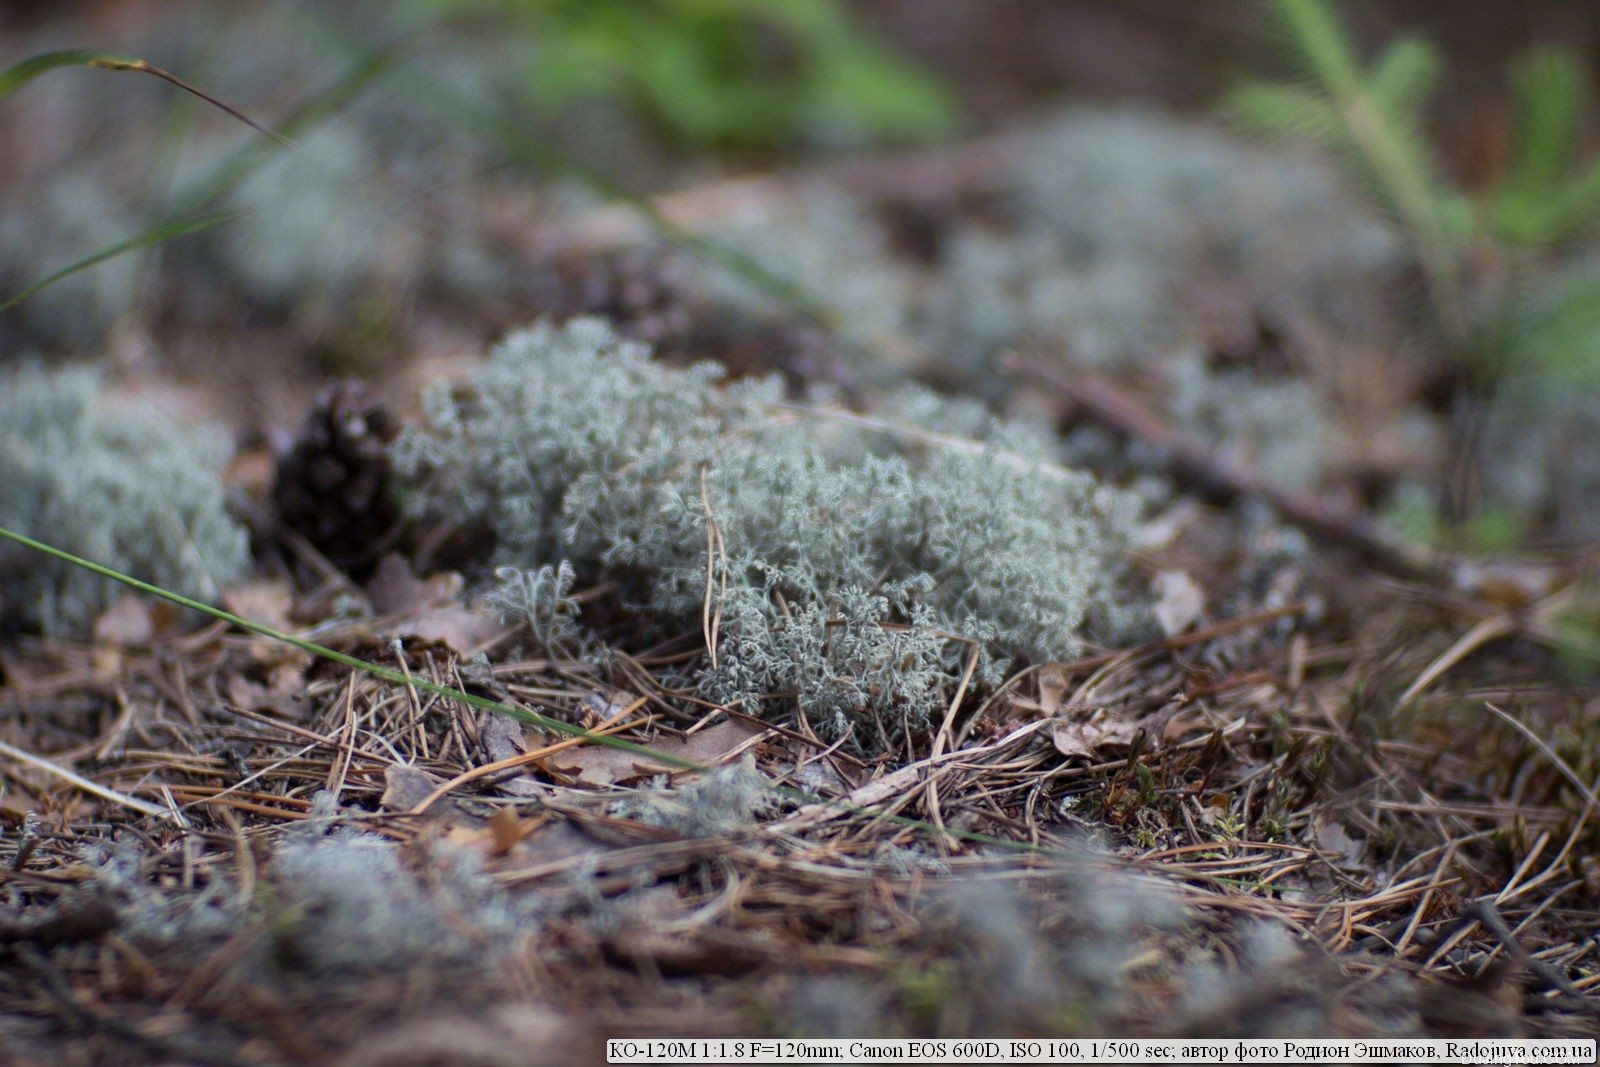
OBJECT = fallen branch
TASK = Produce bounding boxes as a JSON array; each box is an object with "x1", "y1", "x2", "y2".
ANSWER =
[
  {"x1": 0, "y1": 738, "x2": 176, "y2": 822},
  {"x1": 1005, "y1": 353, "x2": 1447, "y2": 583}
]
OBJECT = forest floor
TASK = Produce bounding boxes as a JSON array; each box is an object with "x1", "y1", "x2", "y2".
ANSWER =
[{"x1": 2, "y1": 3, "x2": 1598, "y2": 1064}]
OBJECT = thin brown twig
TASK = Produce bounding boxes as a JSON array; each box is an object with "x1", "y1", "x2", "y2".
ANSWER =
[
  {"x1": 0, "y1": 738, "x2": 175, "y2": 821},
  {"x1": 409, "y1": 696, "x2": 651, "y2": 815},
  {"x1": 1004, "y1": 353, "x2": 1446, "y2": 582}
]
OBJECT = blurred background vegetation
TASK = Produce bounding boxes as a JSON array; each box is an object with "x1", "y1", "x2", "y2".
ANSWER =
[
  {"x1": 2, "y1": 0, "x2": 1599, "y2": 560},
  {"x1": 2, "y1": 4, "x2": 1599, "y2": 1050}
]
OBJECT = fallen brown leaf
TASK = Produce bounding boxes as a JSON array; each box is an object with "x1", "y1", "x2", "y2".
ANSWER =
[
  {"x1": 1152, "y1": 570, "x2": 1204, "y2": 637},
  {"x1": 476, "y1": 710, "x2": 544, "y2": 798},
  {"x1": 487, "y1": 807, "x2": 528, "y2": 856},
  {"x1": 91, "y1": 593, "x2": 157, "y2": 647},
  {"x1": 1312, "y1": 815, "x2": 1368, "y2": 871},
  {"x1": 334, "y1": 1003, "x2": 587, "y2": 1067},
  {"x1": 226, "y1": 659, "x2": 311, "y2": 719},
  {"x1": 223, "y1": 444, "x2": 278, "y2": 499},
  {"x1": 603, "y1": 924, "x2": 773, "y2": 977},
  {"x1": 549, "y1": 718, "x2": 765, "y2": 787},
  {"x1": 367, "y1": 553, "x2": 462, "y2": 615},
  {"x1": 381, "y1": 765, "x2": 472, "y2": 824},
  {"x1": 386, "y1": 604, "x2": 512, "y2": 656},
  {"x1": 1048, "y1": 716, "x2": 1143, "y2": 760},
  {"x1": 221, "y1": 580, "x2": 294, "y2": 633},
  {"x1": 1037, "y1": 665, "x2": 1069, "y2": 717}
]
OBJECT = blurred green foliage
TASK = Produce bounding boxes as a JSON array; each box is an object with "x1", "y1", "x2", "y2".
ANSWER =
[
  {"x1": 1490, "y1": 49, "x2": 1600, "y2": 249},
  {"x1": 1232, "y1": 0, "x2": 1600, "y2": 542},
  {"x1": 1230, "y1": 0, "x2": 1600, "y2": 378},
  {"x1": 408, "y1": 0, "x2": 956, "y2": 149}
]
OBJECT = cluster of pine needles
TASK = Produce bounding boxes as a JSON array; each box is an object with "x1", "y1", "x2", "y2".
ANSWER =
[{"x1": 2, "y1": 518, "x2": 1598, "y2": 1063}]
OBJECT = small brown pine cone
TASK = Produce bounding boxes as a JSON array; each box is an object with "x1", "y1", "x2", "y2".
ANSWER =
[
  {"x1": 274, "y1": 380, "x2": 399, "y2": 571},
  {"x1": 562, "y1": 247, "x2": 697, "y2": 350}
]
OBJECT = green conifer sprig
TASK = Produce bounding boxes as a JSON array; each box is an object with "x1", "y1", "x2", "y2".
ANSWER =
[
  {"x1": 1492, "y1": 49, "x2": 1600, "y2": 248},
  {"x1": 1232, "y1": 0, "x2": 1600, "y2": 355},
  {"x1": 1228, "y1": 0, "x2": 1468, "y2": 343},
  {"x1": 1232, "y1": 0, "x2": 1600, "y2": 536}
]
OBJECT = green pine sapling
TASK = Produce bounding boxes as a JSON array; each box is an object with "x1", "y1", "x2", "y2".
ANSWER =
[
  {"x1": 1230, "y1": 0, "x2": 1600, "y2": 371},
  {"x1": 1230, "y1": 0, "x2": 1600, "y2": 537}
]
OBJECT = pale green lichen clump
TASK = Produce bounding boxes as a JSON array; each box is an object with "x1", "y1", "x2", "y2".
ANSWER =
[
  {"x1": 395, "y1": 317, "x2": 1146, "y2": 737},
  {"x1": 0, "y1": 361, "x2": 250, "y2": 635}
]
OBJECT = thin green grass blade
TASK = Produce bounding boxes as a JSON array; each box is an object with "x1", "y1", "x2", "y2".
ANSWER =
[
  {"x1": 0, "y1": 49, "x2": 291, "y2": 145},
  {"x1": 164, "y1": 44, "x2": 399, "y2": 216},
  {"x1": 0, "y1": 208, "x2": 248, "y2": 312},
  {"x1": 131, "y1": 26, "x2": 230, "y2": 300},
  {"x1": 0, "y1": 45, "x2": 395, "y2": 316},
  {"x1": 0, "y1": 525, "x2": 693, "y2": 768},
  {"x1": 0, "y1": 49, "x2": 137, "y2": 97},
  {"x1": 0, "y1": 47, "x2": 298, "y2": 316},
  {"x1": 0, "y1": 525, "x2": 1200, "y2": 868}
]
